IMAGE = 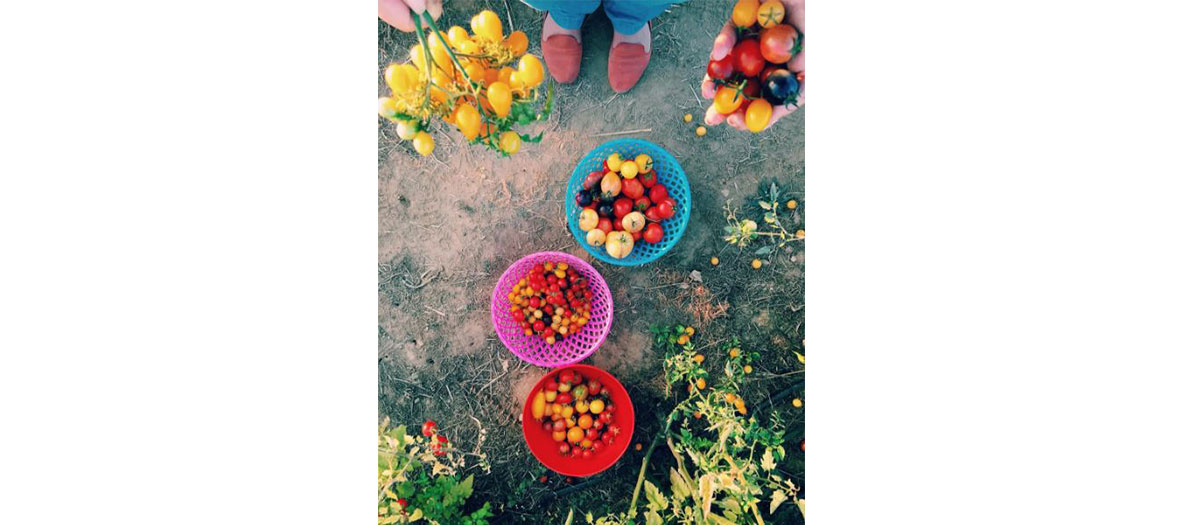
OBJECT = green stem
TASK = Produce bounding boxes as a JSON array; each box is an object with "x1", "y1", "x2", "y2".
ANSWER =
[
  {"x1": 421, "y1": 12, "x2": 476, "y2": 89},
  {"x1": 627, "y1": 413, "x2": 676, "y2": 518},
  {"x1": 410, "y1": 14, "x2": 434, "y2": 113}
]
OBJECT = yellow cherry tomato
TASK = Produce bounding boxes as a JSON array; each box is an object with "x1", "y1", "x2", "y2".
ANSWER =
[
  {"x1": 447, "y1": 26, "x2": 470, "y2": 45},
  {"x1": 634, "y1": 154, "x2": 653, "y2": 174},
  {"x1": 499, "y1": 131, "x2": 521, "y2": 154},
  {"x1": 377, "y1": 97, "x2": 397, "y2": 120},
  {"x1": 696, "y1": 126, "x2": 707, "y2": 136},
  {"x1": 745, "y1": 98, "x2": 773, "y2": 133},
  {"x1": 786, "y1": 199, "x2": 798, "y2": 209},
  {"x1": 695, "y1": 378, "x2": 706, "y2": 390},
  {"x1": 713, "y1": 86, "x2": 743, "y2": 114},
  {"x1": 796, "y1": 229, "x2": 805, "y2": 239},
  {"x1": 457, "y1": 39, "x2": 481, "y2": 54},
  {"x1": 732, "y1": 0, "x2": 759, "y2": 27},
  {"x1": 517, "y1": 54, "x2": 545, "y2": 88},
  {"x1": 498, "y1": 67, "x2": 516, "y2": 84},
  {"x1": 505, "y1": 30, "x2": 529, "y2": 56},
  {"x1": 752, "y1": 258, "x2": 763, "y2": 269},
  {"x1": 693, "y1": 354, "x2": 705, "y2": 363},
  {"x1": 508, "y1": 71, "x2": 528, "y2": 92},
  {"x1": 710, "y1": 256, "x2": 719, "y2": 266},
  {"x1": 487, "y1": 81, "x2": 512, "y2": 117},
  {"x1": 455, "y1": 103, "x2": 480, "y2": 140},
  {"x1": 620, "y1": 160, "x2": 638, "y2": 179},
  {"x1": 743, "y1": 365, "x2": 753, "y2": 373},
  {"x1": 757, "y1": 0, "x2": 786, "y2": 28},
  {"x1": 426, "y1": 31, "x2": 452, "y2": 73},
  {"x1": 606, "y1": 153, "x2": 623, "y2": 172},
  {"x1": 412, "y1": 131, "x2": 434, "y2": 156},
  {"x1": 385, "y1": 64, "x2": 417, "y2": 94},
  {"x1": 458, "y1": 59, "x2": 484, "y2": 86},
  {"x1": 683, "y1": 113, "x2": 693, "y2": 122},
  {"x1": 729, "y1": 348, "x2": 740, "y2": 358},
  {"x1": 586, "y1": 228, "x2": 606, "y2": 246},
  {"x1": 792, "y1": 398, "x2": 803, "y2": 408},
  {"x1": 409, "y1": 44, "x2": 428, "y2": 71},
  {"x1": 471, "y1": 10, "x2": 503, "y2": 41},
  {"x1": 685, "y1": 326, "x2": 695, "y2": 336},
  {"x1": 600, "y1": 171, "x2": 621, "y2": 198},
  {"x1": 590, "y1": 399, "x2": 605, "y2": 414}
]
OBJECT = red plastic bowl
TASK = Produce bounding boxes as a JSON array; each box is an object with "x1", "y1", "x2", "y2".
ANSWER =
[{"x1": 521, "y1": 364, "x2": 635, "y2": 477}]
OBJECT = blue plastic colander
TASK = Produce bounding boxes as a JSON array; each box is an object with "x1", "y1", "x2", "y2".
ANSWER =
[{"x1": 565, "y1": 139, "x2": 691, "y2": 266}]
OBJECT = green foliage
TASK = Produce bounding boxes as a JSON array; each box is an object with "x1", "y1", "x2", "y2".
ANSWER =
[
  {"x1": 585, "y1": 325, "x2": 803, "y2": 524},
  {"x1": 722, "y1": 181, "x2": 803, "y2": 257},
  {"x1": 378, "y1": 419, "x2": 492, "y2": 524}
]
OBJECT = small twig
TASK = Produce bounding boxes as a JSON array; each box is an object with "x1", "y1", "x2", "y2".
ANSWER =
[
  {"x1": 475, "y1": 368, "x2": 511, "y2": 396},
  {"x1": 425, "y1": 305, "x2": 447, "y2": 317},
  {"x1": 502, "y1": 0, "x2": 515, "y2": 32},
  {"x1": 402, "y1": 269, "x2": 439, "y2": 289},
  {"x1": 589, "y1": 128, "x2": 653, "y2": 138}
]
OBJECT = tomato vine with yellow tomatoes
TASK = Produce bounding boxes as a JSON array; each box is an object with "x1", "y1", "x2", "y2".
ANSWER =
[{"x1": 378, "y1": 10, "x2": 553, "y2": 157}]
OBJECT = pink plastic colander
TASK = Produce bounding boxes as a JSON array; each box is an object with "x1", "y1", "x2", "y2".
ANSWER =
[{"x1": 491, "y1": 251, "x2": 613, "y2": 367}]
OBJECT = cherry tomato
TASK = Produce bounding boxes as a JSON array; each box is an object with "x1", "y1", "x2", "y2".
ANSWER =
[
  {"x1": 649, "y1": 184, "x2": 669, "y2": 203},
  {"x1": 621, "y1": 177, "x2": 645, "y2": 199},
  {"x1": 412, "y1": 131, "x2": 434, "y2": 156},
  {"x1": 486, "y1": 81, "x2": 512, "y2": 117},
  {"x1": 643, "y1": 222, "x2": 665, "y2": 243},
  {"x1": 614, "y1": 197, "x2": 634, "y2": 216},
  {"x1": 499, "y1": 131, "x2": 522, "y2": 154},
  {"x1": 644, "y1": 207, "x2": 663, "y2": 224},
  {"x1": 733, "y1": 38, "x2": 765, "y2": 77},
  {"x1": 612, "y1": 216, "x2": 624, "y2": 233},
  {"x1": 760, "y1": 24, "x2": 799, "y2": 64},
  {"x1": 758, "y1": 0, "x2": 786, "y2": 27},
  {"x1": 517, "y1": 54, "x2": 545, "y2": 88},
  {"x1": 421, "y1": 420, "x2": 437, "y2": 437},
  {"x1": 731, "y1": 0, "x2": 759, "y2": 27},
  {"x1": 634, "y1": 196, "x2": 652, "y2": 212},
  {"x1": 455, "y1": 103, "x2": 480, "y2": 140},
  {"x1": 558, "y1": 442, "x2": 571, "y2": 454},
  {"x1": 638, "y1": 170, "x2": 658, "y2": 188},
  {"x1": 707, "y1": 54, "x2": 734, "y2": 81},
  {"x1": 583, "y1": 170, "x2": 605, "y2": 190},
  {"x1": 656, "y1": 198, "x2": 676, "y2": 219},
  {"x1": 742, "y1": 79, "x2": 761, "y2": 99},
  {"x1": 471, "y1": 10, "x2": 503, "y2": 41},
  {"x1": 712, "y1": 86, "x2": 743, "y2": 114},
  {"x1": 597, "y1": 217, "x2": 613, "y2": 233},
  {"x1": 600, "y1": 172, "x2": 622, "y2": 199},
  {"x1": 763, "y1": 68, "x2": 800, "y2": 106},
  {"x1": 745, "y1": 98, "x2": 773, "y2": 133},
  {"x1": 505, "y1": 30, "x2": 529, "y2": 56}
]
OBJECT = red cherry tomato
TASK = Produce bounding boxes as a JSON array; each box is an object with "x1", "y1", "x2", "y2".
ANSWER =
[
  {"x1": 649, "y1": 184, "x2": 669, "y2": 204},
  {"x1": 759, "y1": 24, "x2": 799, "y2": 64},
  {"x1": 597, "y1": 217, "x2": 613, "y2": 233},
  {"x1": 621, "y1": 177, "x2": 645, "y2": 199},
  {"x1": 656, "y1": 198, "x2": 676, "y2": 219},
  {"x1": 614, "y1": 197, "x2": 634, "y2": 216},
  {"x1": 643, "y1": 222, "x2": 664, "y2": 243},
  {"x1": 612, "y1": 216, "x2": 624, "y2": 233},
  {"x1": 733, "y1": 38, "x2": 765, "y2": 77},
  {"x1": 421, "y1": 420, "x2": 437, "y2": 437},
  {"x1": 638, "y1": 170, "x2": 657, "y2": 188},
  {"x1": 707, "y1": 53, "x2": 734, "y2": 80},
  {"x1": 634, "y1": 196, "x2": 652, "y2": 212}
]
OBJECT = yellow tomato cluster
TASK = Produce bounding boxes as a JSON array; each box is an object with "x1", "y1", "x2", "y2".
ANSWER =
[{"x1": 377, "y1": 10, "x2": 547, "y2": 156}]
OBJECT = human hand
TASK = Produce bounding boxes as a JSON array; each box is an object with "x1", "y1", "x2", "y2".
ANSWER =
[
  {"x1": 701, "y1": 0, "x2": 804, "y2": 131},
  {"x1": 378, "y1": 0, "x2": 443, "y2": 33}
]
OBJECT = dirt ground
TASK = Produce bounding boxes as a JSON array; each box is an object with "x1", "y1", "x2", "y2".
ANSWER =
[{"x1": 378, "y1": 1, "x2": 804, "y2": 522}]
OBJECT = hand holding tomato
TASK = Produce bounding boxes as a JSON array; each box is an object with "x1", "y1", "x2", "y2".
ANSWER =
[
  {"x1": 378, "y1": 0, "x2": 443, "y2": 32},
  {"x1": 701, "y1": 0, "x2": 804, "y2": 131}
]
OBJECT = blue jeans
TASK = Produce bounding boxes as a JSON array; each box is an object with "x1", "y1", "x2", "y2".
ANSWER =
[{"x1": 521, "y1": 0, "x2": 681, "y2": 35}]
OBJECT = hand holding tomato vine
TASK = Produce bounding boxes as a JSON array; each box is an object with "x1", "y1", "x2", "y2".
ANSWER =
[
  {"x1": 701, "y1": 0, "x2": 804, "y2": 132},
  {"x1": 378, "y1": 0, "x2": 443, "y2": 33}
]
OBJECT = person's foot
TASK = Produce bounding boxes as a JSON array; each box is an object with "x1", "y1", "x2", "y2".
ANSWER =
[
  {"x1": 540, "y1": 14, "x2": 582, "y2": 84},
  {"x1": 608, "y1": 23, "x2": 651, "y2": 93}
]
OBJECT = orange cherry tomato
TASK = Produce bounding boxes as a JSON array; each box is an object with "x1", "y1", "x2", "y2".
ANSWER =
[
  {"x1": 732, "y1": 0, "x2": 759, "y2": 28},
  {"x1": 712, "y1": 86, "x2": 743, "y2": 114},
  {"x1": 745, "y1": 98, "x2": 773, "y2": 133},
  {"x1": 505, "y1": 30, "x2": 529, "y2": 56},
  {"x1": 487, "y1": 81, "x2": 512, "y2": 117}
]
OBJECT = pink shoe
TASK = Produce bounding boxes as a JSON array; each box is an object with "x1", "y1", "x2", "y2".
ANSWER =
[
  {"x1": 540, "y1": 14, "x2": 582, "y2": 84},
  {"x1": 608, "y1": 24, "x2": 651, "y2": 93}
]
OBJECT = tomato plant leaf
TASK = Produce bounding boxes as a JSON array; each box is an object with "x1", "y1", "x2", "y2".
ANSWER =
[
  {"x1": 754, "y1": 246, "x2": 772, "y2": 256},
  {"x1": 761, "y1": 448, "x2": 777, "y2": 472},
  {"x1": 758, "y1": 200, "x2": 772, "y2": 210},
  {"x1": 644, "y1": 480, "x2": 669, "y2": 511},
  {"x1": 520, "y1": 132, "x2": 544, "y2": 143},
  {"x1": 769, "y1": 490, "x2": 789, "y2": 515}
]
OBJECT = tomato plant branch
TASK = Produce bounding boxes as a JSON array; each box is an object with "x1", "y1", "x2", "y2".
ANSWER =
[
  {"x1": 410, "y1": 14, "x2": 435, "y2": 114},
  {"x1": 626, "y1": 411, "x2": 677, "y2": 518},
  {"x1": 422, "y1": 13, "x2": 476, "y2": 89}
]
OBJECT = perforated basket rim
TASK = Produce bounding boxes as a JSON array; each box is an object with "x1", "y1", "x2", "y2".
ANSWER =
[
  {"x1": 490, "y1": 251, "x2": 614, "y2": 367},
  {"x1": 565, "y1": 138, "x2": 691, "y2": 267}
]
